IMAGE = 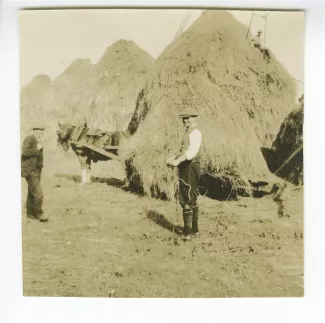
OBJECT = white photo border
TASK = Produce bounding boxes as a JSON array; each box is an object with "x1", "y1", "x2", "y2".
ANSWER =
[{"x1": 1, "y1": 0, "x2": 323, "y2": 322}]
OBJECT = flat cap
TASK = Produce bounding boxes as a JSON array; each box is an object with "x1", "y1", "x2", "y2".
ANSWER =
[{"x1": 178, "y1": 108, "x2": 199, "y2": 117}]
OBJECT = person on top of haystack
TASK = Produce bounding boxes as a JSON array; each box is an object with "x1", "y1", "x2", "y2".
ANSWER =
[
  {"x1": 21, "y1": 125, "x2": 48, "y2": 222},
  {"x1": 166, "y1": 108, "x2": 202, "y2": 241},
  {"x1": 250, "y1": 30, "x2": 271, "y2": 63}
]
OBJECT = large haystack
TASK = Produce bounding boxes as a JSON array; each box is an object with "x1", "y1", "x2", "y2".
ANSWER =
[
  {"x1": 270, "y1": 97, "x2": 303, "y2": 185},
  {"x1": 68, "y1": 40, "x2": 154, "y2": 131},
  {"x1": 122, "y1": 10, "x2": 297, "y2": 200}
]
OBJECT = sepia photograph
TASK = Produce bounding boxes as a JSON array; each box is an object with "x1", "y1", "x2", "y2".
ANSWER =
[{"x1": 19, "y1": 8, "x2": 304, "y2": 298}]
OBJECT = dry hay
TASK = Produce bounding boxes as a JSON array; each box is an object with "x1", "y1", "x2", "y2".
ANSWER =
[
  {"x1": 66, "y1": 40, "x2": 154, "y2": 131},
  {"x1": 20, "y1": 59, "x2": 95, "y2": 147},
  {"x1": 20, "y1": 41, "x2": 153, "y2": 148},
  {"x1": 20, "y1": 74, "x2": 52, "y2": 134},
  {"x1": 271, "y1": 96, "x2": 303, "y2": 185},
  {"x1": 21, "y1": 74, "x2": 52, "y2": 110},
  {"x1": 22, "y1": 59, "x2": 96, "y2": 129},
  {"x1": 39, "y1": 59, "x2": 96, "y2": 122},
  {"x1": 121, "y1": 10, "x2": 297, "y2": 200}
]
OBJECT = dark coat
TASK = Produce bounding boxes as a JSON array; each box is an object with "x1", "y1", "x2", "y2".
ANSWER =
[{"x1": 21, "y1": 134, "x2": 43, "y2": 177}]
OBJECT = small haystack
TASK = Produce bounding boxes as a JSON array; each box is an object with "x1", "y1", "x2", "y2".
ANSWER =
[
  {"x1": 270, "y1": 96, "x2": 303, "y2": 185},
  {"x1": 20, "y1": 74, "x2": 52, "y2": 130},
  {"x1": 20, "y1": 59, "x2": 95, "y2": 146},
  {"x1": 122, "y1": 10, "x2": 297, "y2": 200},
  {"x1": 39, "y1": 58, "x2": 96, "y2": 122},
  {"x1": 68, "y1": 40, "x2": 154, "y2": 131}
]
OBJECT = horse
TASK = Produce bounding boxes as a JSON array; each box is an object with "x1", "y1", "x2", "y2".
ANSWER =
[{"x1": 57, "y1": 121, "x2": 130, "y2": 185}]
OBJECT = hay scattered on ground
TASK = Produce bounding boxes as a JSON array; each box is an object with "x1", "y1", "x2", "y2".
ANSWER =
[{"x1": 122, "y1": 10, "x2": 297, "y2": 200}]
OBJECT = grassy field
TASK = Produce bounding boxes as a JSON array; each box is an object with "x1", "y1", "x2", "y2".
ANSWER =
[{"x1": 22, "y1": 145, "x2": 304, "y2": 298}]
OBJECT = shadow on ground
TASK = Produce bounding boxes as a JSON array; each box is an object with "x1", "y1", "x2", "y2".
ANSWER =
[
  {"x1": 261, "y1": 147, "x2": 281, "y2": 172},
  {"x1": 146, "y1": 210, "x2": 182, "y2": 235},
  {"x1": 54, "y1": 174, "x2": 125, "y2": 188}
]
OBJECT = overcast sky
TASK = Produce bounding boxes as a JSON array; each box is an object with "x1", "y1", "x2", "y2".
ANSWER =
[{"x1": 19, "y1": 9, "x2": 304, "y2": 96}]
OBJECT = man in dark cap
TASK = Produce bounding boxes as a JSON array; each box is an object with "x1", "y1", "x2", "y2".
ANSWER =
[
  {"x1": 21, "y1": 126, "x2": 48, "y2": 222},
  {"x1": 166, "y1": 108, "x2": 202, "y2": 240}
]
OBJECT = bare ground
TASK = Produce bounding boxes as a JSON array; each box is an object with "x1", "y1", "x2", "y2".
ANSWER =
[{"x1": 22, "y1": 147, "x2": 304, "y2": 298}]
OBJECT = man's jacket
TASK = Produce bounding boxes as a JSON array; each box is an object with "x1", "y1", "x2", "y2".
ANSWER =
[{"x1": 21, "y1": 134, "x2": 43, "y2": 177}]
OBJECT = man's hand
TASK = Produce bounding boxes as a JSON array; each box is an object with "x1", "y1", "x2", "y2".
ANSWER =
[
  {"x1": 171, "y1": 159, "x2": 180, "y2": 167},
  {"x1": 166, "y1": 155, "x2": 176, "y2": 165},
  {"x1": 36, "y1": 143, "x2": 43, "y2": 150},
  {"x1": 166, "y1": 154, "x2": 187, "y2": 167}
]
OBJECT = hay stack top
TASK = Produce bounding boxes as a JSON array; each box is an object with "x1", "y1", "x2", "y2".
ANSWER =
[
  {"x1": 69, "y1": 40, "x2": 154, "y2": 131},
  {"x1": 122, "y1": 10, "x2": 296, "y2": 200},
  {"x1": 20, "y1": 74, "x2": 52, "y2": 134},
  {"x1": 95, "y1": 39, "x2": 153, "y2": 75},
  {"x1": 55, "y1": 58, "x2": 94, "y2": 85},
  {"x1": 21, "y1": 74, "x2": 52, "y2": 108},
  {"x1": 21, "y1": 74, "x2": 52, "y2": 94},
  {"x1": 128, "y1": 10, "x2": 296, "y2": 145},
  {"x1": 35, "y1": 58, "x2": 96, "y2": 123}
]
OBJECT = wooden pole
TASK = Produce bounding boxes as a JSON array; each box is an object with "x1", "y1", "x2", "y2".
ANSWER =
[
  {"x1": 264, "y1": 15, "x2": 267, "y2": 45},
  {"x1": 246, "y1": 12, "x2": 254, "y2": 39},
  {"x1": 264, "y1": 12, "x2": 272, "y2": 46},
  {"x1": 115, "y1": 112, "x2": 119, "y2": 131},
  {"x1": 274, "y1": 144, "x2": 303, "y2": 176},
  {"x1": 172, "y1": 12, "x2": 191, "y2": 42},
  {"x1": 293, "y1": 77, "x2": 304, "y2": 84}
]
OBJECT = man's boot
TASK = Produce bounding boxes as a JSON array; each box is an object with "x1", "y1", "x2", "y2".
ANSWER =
[
  {"x1": 182, "y1": 206, "x2": 193, "y2": 240},
  {"x1": 27, "y1": 214, "x2": 38, "y2": 221},
  {"x1": 191, "y1": 205, "x2": 199, "y2": 235},
  {"x1": 35, "y1": 213, "x2": 49, "y2": 222}
]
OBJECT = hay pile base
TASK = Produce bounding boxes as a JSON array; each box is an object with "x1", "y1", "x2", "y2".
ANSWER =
[{"x1": 122, "y1": 10, "x2": 297, "y2": 200}]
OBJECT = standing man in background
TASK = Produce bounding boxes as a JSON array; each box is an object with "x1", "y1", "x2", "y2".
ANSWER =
[
  {"x1": 166, "y1": 108, "x2": 202, "y2": 240},
  {"x1": 21, "y1": 126, "x2": 48, "y2": 222}
]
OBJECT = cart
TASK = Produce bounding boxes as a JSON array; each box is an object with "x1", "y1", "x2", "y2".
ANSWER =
[{"x1": 70, "y1": 141, "x2": 123, "y2": 161}]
